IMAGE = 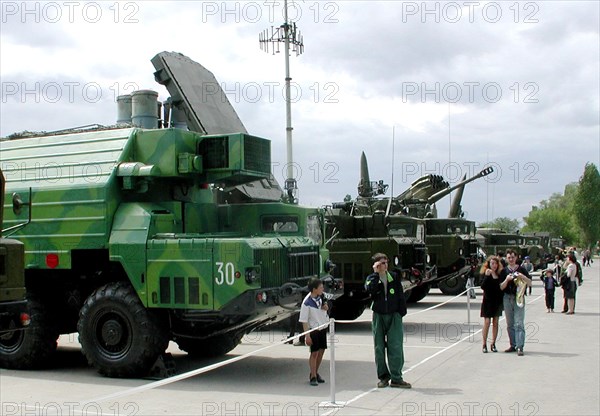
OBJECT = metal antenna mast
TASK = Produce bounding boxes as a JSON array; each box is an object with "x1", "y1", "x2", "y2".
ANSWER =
[{"x1": 259, "y1": 0, "x2": 304, "y2": 203}]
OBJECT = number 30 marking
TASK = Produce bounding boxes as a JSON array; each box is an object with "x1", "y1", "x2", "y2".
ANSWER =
[{"x1": 215, "y1": 262, "x2": 235, "y2": 285}]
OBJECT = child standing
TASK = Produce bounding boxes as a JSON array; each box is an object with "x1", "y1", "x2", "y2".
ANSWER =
[
  {"x1": 299, "y1": 278, "x2": 329, "y2": 386},
  {"x1": 541, "y1": 268, "x2": 559, "y2": 312}
]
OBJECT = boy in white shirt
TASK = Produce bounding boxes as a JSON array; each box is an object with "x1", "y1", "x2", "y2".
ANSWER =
[{"x1": 299, "y1": 278, "x2": 329, "y2": 386}]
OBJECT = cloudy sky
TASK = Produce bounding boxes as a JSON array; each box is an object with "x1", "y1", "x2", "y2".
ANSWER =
[{"x1": 1, "y1": 0, "x2": 598, "y2": 226}]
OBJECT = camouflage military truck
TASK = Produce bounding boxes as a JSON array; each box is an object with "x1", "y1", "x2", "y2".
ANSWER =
[
  {"x1": 0, "y1": 169, "x2": 30, "y2": 354},
  {"x1": 0, "y1": 52, "x2": 340, "y2": 377}
]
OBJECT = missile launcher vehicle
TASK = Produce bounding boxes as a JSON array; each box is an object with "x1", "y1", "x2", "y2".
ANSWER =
[{"x1": 0, "y1": 52, "x2": 341, "y2": 377}]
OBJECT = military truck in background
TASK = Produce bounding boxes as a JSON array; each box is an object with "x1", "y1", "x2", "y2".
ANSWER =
[
  {"x1": 0, "y1": 169, "x2": 30, "y2": 355},
  {"x1": 0, "y1": 52, "x2": 341, "y2": 377},
  {"x1": 477, "y1": 228, "x2": 548, "y2": 269},
  {"x1": 477, "y1": 228, "x2": 524, "y2": 257},
  {"x1": 424, "y1": 218, "x2": 480, "y2": 296},
  {"x1": 521, "y1": 234, "x2": 547, "y2": 269}
]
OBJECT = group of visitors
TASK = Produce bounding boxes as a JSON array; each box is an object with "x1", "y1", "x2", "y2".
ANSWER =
[
  {"x1": 479, "y1": 248, "x2": 585, "y2": 357},
  {"x1": 299, "y1": 246, "x2": 589, "y2": 387}
]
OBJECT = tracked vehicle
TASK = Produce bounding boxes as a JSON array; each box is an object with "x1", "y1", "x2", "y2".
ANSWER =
[{"x1": 0, "y1": 52, "x2": 340, "y2": 377}]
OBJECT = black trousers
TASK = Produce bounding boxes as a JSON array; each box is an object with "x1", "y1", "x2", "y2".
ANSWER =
[{"x1": 544, "y1": 289, "x2": 555, "y2": 310}]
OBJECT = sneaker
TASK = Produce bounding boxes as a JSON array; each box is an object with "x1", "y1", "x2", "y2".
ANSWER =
[
  {"x1": 377, "y1": 376, "x2": 390, "y2": 388},
  {"x1": 504, "y1": 346, "x2": 516, "y2": 353},
  {"x1": 310, "y1": 377, "x2": 318, "y2": 386},
  {"x1": 517, "y1": 349, "x2": 524, "y2": 356},
  {"x1": 390, "y1": 380, "x2": 412, "y2": 389},
  {"x1": 316, "y1": 373, "x2": 325, "y2": 383}
]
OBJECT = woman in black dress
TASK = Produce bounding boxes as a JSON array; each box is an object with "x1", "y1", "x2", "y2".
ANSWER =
[{"x1": 480, "y1": 256, "x2": 504, "y2": 353}]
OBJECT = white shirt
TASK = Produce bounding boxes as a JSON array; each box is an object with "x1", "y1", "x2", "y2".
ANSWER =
[{"x1": 298, "y1": 293, "x2": 329, "y2": 329}]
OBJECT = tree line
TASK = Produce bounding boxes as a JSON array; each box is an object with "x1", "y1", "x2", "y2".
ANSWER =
[{"x1": 478, "y1": 163, "x2": 600, "y2": 249}]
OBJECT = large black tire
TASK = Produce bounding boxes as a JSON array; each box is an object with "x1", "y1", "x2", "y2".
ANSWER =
[
  {"x1": 0, "y1": 297, "x2": 59, "y2": 369},
  {"x1": 78, "y1": 282, "x2": 169, "y2": 378},
  {"x1": 177, "y1": 332, "x2": 243, "y2": 358},
  {"x1": 438, "y1": 275, "x2": 467, "y2": 296},
  {"x1": 407, "y1": 284, "x2": 431, "y2": 303}
]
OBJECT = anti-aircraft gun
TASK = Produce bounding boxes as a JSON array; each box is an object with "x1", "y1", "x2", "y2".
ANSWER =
[
  {"x1": 0, "y1": 169, "x2": 30, "y2": 349},
  {"x1": 325, "y1": 153, "x2": 431, "y2": 320},
  {"x1": 380, "y1": 167, "x2": 493, "y2": 295},
  {"x1": 392, "y1": 167, "x2": 493, "y2": 296},
  {"x1": 0, "y1": 52, "x2": 341, "y2": 377}
]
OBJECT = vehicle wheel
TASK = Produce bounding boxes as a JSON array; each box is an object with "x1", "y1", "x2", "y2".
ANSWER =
[
  {"x1": 330, "y1": 299, "x2": 366, "y2": 321},
  {"x1": 407, "y1": 284, "x2": 431, "y2": 303},
  {"x1": 0, "y1": 297, "x2": 59, "y2": 369},
  {"x1": 438, "y1": 275, "x2": 467, "y2": 296},
  {"x1": 78, "y1": 282, "x2": 169, "y2": 378},
  {"x1": 177, "y1": 332, "x2": 243, "y2": 358}
]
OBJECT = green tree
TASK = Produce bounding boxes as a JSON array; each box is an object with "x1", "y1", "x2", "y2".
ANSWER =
[
  {"x1": 478, "y1": 217, "x2": 520, "y2": 233},
  {"x1": 573, "y1": 163, "x2": 600, "y2": 248},
  {"x1": 522, "y1": 186, "x2": 580, "y2": 243}
]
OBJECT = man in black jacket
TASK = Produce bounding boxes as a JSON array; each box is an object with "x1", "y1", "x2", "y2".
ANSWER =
[{"x1": 365, "y1": 253, "x2": 411, "y2": 389}]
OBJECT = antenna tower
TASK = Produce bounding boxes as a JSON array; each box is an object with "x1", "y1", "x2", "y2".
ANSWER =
[{"x1": 259, "y1": 0, "x2": 304, "y2": 203}]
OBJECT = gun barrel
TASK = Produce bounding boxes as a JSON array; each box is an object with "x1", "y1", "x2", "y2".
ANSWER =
[{"x1": 427, "y1": 166, "x2": 494, "y2": 205}]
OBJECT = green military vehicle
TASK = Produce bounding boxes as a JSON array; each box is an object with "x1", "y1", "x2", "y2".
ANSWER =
[
  {"x1": 325, "y1": 207, "x2": 429, "y2": 319},
  {"x1": 0, "y1": 52, "x2": 340, "y2": 377},
  {"x1": 476, "y1": 228, "x2": 524, "y2": 257},
  {"x1": 424, "y1": 218, "x2": 479, "y2": 296},
  {"x1": 0, "y1": 169, "x2": 30, "y2": 353},
  {"x1": 325, "y1": 153, "x2": 432, "y2": 320},
  {"x1": 395, "y1": 168, "x2": 494, "y2": 296},
  {"x1": 521, "y1": 234, "x2": 547, "y2": 269}
]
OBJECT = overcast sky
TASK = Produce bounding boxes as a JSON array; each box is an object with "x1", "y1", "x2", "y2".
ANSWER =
[{"x1": 1, "y1": 0, "x2": 598, "y2": 226}]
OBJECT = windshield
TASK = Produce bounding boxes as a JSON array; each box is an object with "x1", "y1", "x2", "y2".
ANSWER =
[
  {"x1": 261, "y1": 215, "x2": 299, "y2": 233},
  {"x1": 306, "y1": 214, "x2": 322, "y2": 245}
]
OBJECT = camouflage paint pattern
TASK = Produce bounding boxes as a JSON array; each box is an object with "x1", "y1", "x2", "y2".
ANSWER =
[{"x1": 0, "y1": 128, "x2": 327, "y2": 315}]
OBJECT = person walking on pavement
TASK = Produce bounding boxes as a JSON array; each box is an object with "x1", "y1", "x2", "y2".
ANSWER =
[
  {"x1": 521, "y1": 256, "x2": 534, "y2": 295},
  {"x1": 365, "y1": 253, "x2": 411, "y2": 389},
  {"x1": 500, "y1": 249, "x2": 532, "y2": 356}
]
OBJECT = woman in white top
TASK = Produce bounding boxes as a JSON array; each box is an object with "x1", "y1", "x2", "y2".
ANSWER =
[{"x1": 564, "y1": 254, "x2": 578, "y2": 314}]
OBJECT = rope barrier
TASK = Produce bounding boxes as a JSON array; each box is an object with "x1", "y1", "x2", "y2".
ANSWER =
[{"x1": 78, "y1": 288, "x2": 476, "y2": 409}]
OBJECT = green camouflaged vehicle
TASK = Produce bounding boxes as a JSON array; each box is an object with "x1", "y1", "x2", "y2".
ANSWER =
[
  {"x1": 0, "y1": 52, "x2": 339, "y2": 377},
  {"x1": 0, "y1": 169, "x2": 30, "y2": 349}
]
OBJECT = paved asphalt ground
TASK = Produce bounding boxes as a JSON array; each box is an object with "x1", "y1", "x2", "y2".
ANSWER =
[{"x1": 1, "y1": 259, "x2": 598, "y2": 415}]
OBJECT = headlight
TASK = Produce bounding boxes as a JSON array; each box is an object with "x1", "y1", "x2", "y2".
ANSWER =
[
  {"x1": 459, "y1": 248, "x2": 464, "y2": 256},
  {"x1": 324, "y1": 259, "x2": 336, "y2": 273},
  {"x1": 245, "y1": 267, "x2": 261, "y2": 284}
]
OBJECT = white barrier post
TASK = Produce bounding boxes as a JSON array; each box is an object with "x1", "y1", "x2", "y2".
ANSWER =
[
  {"x1": 466, "y1": 289, "x2": 471, "y2": 326},
  {"x1": 321, "y1": 318, "x2": 345, "y2": 409},
  {"x1": 329, "y1": 318, "x2": 336, "y2": 404}
]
